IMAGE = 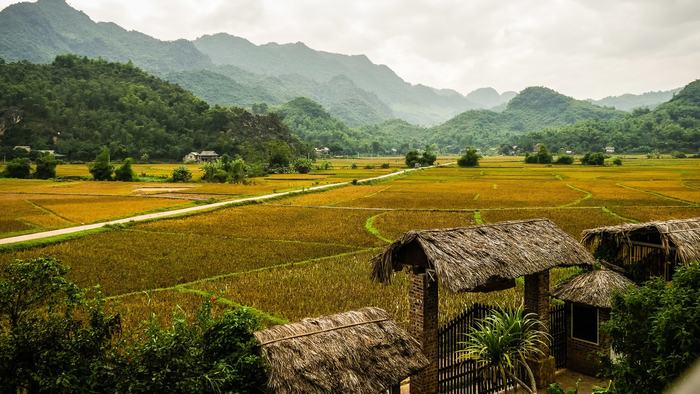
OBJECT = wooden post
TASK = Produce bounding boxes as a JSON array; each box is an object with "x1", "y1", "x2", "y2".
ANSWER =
[
  {"x1": 524, "y1": 271, "x2": 556, "y2": 388},
  {"x1": 409, "y1": 270, "x2": 439, "y2": 394},
  {"x1": 390, "y1": 384, "x2": 401, "y2": 394}
]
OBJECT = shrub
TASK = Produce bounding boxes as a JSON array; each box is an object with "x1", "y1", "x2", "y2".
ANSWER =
[
  {"x1": 604, "y1": 264, "x2": 700, "y2": 393},
  {"x1": 380, "y1": 163, "x2": 390, "y2": 169},
  {"x1": 118, "y1": 304, "x2": 266, "y2": 393},
  {"x1": 171, "y1": 166, "x2": 193, "y2": 182},
  {"x1": 351, "y1": 163, "x2": 358, "y2": 169},
  {"x1": 581, "y1": 152, "x2": 605, "y2": 165},
  {"x1": 555, "y1": 155, "x2": 574, "y2": 165},
  {"x1": 114, "y1": 158, "x2": 136, "y2": 181},
  {"x1": 421, "y1": 146, "x2": 437, "y2": 166},
  {"x1": 2, "y1": 157, "x2": 31, "y2": 178},
  {"x1": 34, "y1": 153, "x2": 57, "y2": 179},
  {"x1": 202, "y1": 156, "x2": 247, "y2": 183},
  {"x1": 293, "y1": 158, "x2": 313, "y2": 174},
  {"x1": 405, "y1": 149, "x2": 421, "y2": 167},
  {"x1": 0, "y1": 257, "x2": 121, "y2": 393},
  {"x1": 89, "y1": 147, "x2": 114, "y2": 180},
  {"x1": 524, "y1": 145, "x2": 552, "y2": 164},
  {"x1": 672, "y1": 151, "x2": 687, "y2": 159},
  {"x1": 405, "y1": 147, "x2": 437, "y2": 167},
  {"x1": 364, "y1": 164, "x2": 375, "y2": 169},
  {"x1": 457, "y1": 146, "x2": 480, "y2": 167},
  {"x1": 612, "y1": 157, "x2": 622, "y2": 166}
]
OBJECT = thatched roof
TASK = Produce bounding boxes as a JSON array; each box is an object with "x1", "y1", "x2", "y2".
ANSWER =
[
  {"x1": 372, "y1": 219, "x2": 595, "y2": 292},
  {"x1": 552, "y1": 269, "x2": 634, "y2": 308},
  {"x1": 581, "y1": 217, "x2": 700, "y2": 264},
  {"x1": 254, "y1": 307, "x2": 428, "y2": 394}
]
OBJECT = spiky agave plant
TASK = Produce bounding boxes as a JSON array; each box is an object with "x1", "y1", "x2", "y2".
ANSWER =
[{"x1": 456, "y1": 305, "x2": 550, "y2": 394}]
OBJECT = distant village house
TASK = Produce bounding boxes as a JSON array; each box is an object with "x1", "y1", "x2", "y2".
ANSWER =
[
  {"x1": 605, "y1": 146, "x2": 615, "y2": 154},
  {"x1": 314, "y1": 147, "x2": 330, "y2": 157},
  {"x1": 183, "y1": 150, "x2": 219, "y2": 163}
]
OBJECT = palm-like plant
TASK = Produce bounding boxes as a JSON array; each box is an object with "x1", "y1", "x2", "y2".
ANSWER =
[{"x1": 457, "y1": 305, "x2": 550, "y2": 394}]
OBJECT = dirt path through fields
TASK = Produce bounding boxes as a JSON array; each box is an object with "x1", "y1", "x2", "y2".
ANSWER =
[{"x1": 0, "y1": 165, "x2": 447, "y2": 246}]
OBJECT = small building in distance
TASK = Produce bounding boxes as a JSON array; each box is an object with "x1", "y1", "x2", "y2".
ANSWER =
[
  {"x1": 183, "y1": 150, "x2": 219, "y2": 163},
  {"x1": 605, "y1": 146, "x2": 615, "y2": 154},
  {"x1": 198, "y1": 150, "x2": 219, "y2": 162},
  {"x1": 13, "y1": 145, "x2": 31, "y2": 152},
  {"x1": 314, "y1": 147, "x2": 330, "y2": 157}
]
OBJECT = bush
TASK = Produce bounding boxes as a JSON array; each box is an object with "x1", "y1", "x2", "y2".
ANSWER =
[
  {"x1": 612, "y1": 157, "x2": 622, "y2": 166},
  {"x1": 202, "y1": 156, "x2": 247, "y2": 183},
  {"x1": 581, "y1": 152, "x2": 605, "y2": 165},
  {"x1": 457, "y1": 146, "x2": 480, "y2": 167},
  {"x1": 2, "y1": 157, "x2": 31, "y2": 178},
  {"x1": 0, "y1": 257, "x2": 121, "y2": 393},
  {"x1": 350, "y1": 163, "x2": 358, "y2": 169},
  {"x1": 524, "y1": 145, "x2": 552, "y2": 164},
  {"x1": 405, "y1": 149, "x2": 421, "y2": 167},
  {"x1": 114, "y1": 157, "x2": 135, "y2": 181},
  {"x1": 293, "y1": 158, "x2": 313, "y2": 174},
  {"x1": 89, "y1": 147, "x2": 114, "y2": 180},
  {"x1": 672, "y1": 151, "x2": 687, "y2": 158},
  {"x1": 171, "y1": 166, "x2": 192, "y2": 182},
  {"x1": 604, "y1": 264, "x2": 700, "y2": 393},
  {"x1": 405, "y1": 147, "x2": 437, "y2": 167},
  {"x1": 421, "y1": 146, "x2": 437, "y2": 166},
  {"x1": 364, "y1": 164, "x2": 375, "y2": 169},
  {"x1": 380, "y1": 163, "x2": 390, "y2": 169},
  {"x1": 555, "y1": 155, "x2": 574, "y2": 165},
  {"x1": 34, "y1": 153, "x2": 57, "y2": 179}
]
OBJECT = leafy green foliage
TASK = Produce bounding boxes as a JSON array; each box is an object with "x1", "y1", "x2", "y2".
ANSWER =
[
  {"x1": 458, "y1": 147, "x2": 480, "y2": 167},
  {"x1": 525, "y1": 144, "x2": 553, "y2": 164},
  {"x1": 555, "y1": 154, "x2": 574, "y2": 164},
  {"x1": 171, "y1": 166, "x2": 192, "y2": 182},
  {"x1": 89, "y1": 146, "x2": 114, "y2": 180},
  {"x1": 34, "y1": 153, "x2": 57, "y2": 179},
  {"x1": 202, "y1": 155, "x2": 247, "y2": 183},
  {"x1": 0, "y1": 55, "x2": 305, "y2": 162},
  {"x1": 0, "y1": 257, "x2": 267, "y2": 394},
  {"x1": 119, "y1": 304, "x2": 266, "y2": 393},
  {"x1": 0, "y1": 257, "x2": 120, "y2": 393},
  {"x1": 292, "y1": 158, "x2": 313, "y2": 174},
  {"x1": 1, "y1": 157, "x2": 30, "y2": 178},
  {"x1": 404, "y1": 150, "x2": 421, "y2": 167},
  {"x1": 114, "y1": 158, "x2": 135, "y2": 182},
  {"x1": 457, "y1": 306, "x2": 550, "y2": 394},
  {"x1": 581, "y1": 152, "x2": 605, "y2": 166},
  {"x1": 612, "y1": 157, "x2": 622, "y2": 166},
  {"x1": 604, "y1": 264, "x2": 700, "y2": 394}
]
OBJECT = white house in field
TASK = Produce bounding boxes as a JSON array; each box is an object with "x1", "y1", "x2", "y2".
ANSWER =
[
  {"x1": 183, "y1": 152, "x2": 200, "y2": 163},
  {"x1": 605, "y1": 146, "x2": 615, "y2": 154}
]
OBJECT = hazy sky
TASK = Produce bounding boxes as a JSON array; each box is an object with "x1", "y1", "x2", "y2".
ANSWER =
[{"x1": 3, "y1": 0, "x2": 699, "y2": 99}]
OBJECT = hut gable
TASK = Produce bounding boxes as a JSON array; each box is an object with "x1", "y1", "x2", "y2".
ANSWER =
[
  {"x1": 372, "y1": 219, "x2": 595, "y2": 292},
  {"x1": 254, "y1": 307, "x2": 428, "y2": 394},
  {"x1": 553, "y1": 269, "x2": 634, "y2": 308},
  {"x1": 581, "y1": 217, "x2": 700, "y2": 265}
]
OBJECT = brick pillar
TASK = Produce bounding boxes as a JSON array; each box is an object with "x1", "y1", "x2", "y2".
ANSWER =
[
  {"x1": 409, "y1": 271, "x2": 439, "y2": 394},
  {"x1": 524, "y1": 271, "x2": 555, "y2": 388}
]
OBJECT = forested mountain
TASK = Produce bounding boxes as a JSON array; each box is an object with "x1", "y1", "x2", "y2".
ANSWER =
[
  {"x1": 465, "y1": 88, "x2": 517, "y2": 109},
  {"x1": 426, "y1": 87, "x2": 624, "y2": 151},
  {"x1": 0, "y1": 0, "x2": 211, "y2": 73},
  {"x1": 590, "y1": 88, "x2": 681, "y2": 112},
  {"x1": 192, "y1": 33, "x2": 478, "y2": 125},
  {"x1": 515, "y1": 80, "x2": 700, "y2": 153},
  {"x1": 0, "y1": 56, "x2": 306, "y2": 161}
]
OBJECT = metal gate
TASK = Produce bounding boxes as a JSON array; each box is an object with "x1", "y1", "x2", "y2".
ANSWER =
[{"x1": 438, "y1": 303, "x2": 568, "y2": 393}]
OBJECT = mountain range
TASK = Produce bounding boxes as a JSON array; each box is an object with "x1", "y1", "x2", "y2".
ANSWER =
[{"x1": 0, "y1": 0, "x2": 574, "y2": 126}]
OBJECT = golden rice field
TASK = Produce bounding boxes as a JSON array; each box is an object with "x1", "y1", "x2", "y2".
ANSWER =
[{"x1": 1, "y1": 155, "x2": 699, "y2": 333}]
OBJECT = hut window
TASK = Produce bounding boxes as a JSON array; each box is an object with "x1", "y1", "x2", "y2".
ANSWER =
[{"x1": 571, "y1": 303, "x2": 598, "y2": 344}]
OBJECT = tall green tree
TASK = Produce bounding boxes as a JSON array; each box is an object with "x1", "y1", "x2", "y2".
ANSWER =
[
  {"x1": 1, "y1": 157, "x2": 30, "y2": 178},
  {"x1": 604, "y1": 264, "x2": 700, "y2": 394},
  {"x1": 89, "y1": 147, "x2": 114, "y2": 181},
  {"x1": 457, "y1": 146, "x2": 480, "y2": 167},
  {"x1": 114, "y1": 157, "x2": 135, "y2": 181},
  {"x1": 34, "y1": 153, "x2": 57, "y2": 179}
]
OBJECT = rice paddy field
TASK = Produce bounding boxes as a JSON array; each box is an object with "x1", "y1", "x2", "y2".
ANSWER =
[{"x1": 1, "y1": 155, "x2": 699, "y2": 334}]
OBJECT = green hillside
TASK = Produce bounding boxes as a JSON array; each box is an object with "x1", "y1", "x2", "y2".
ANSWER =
[
  {"x1": 427, "y1": 87, "x2": 624, "y2": 151},
  {"x1": 590, "y1": 88, "x2": 681, "y2": 112},
  {"x1": 0, "y1": 0, "x2": 210, "y2": 73},
  {"x1": 0, "y1": 55, "x2": 305, "y2": 161},
  {"x1": 515, "y1": 80, "x2": 700, "y2": 153}
]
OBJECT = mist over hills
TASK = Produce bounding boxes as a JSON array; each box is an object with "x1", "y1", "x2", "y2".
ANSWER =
[{"x1": 589, "y1": 88, "x2": 682, "y2": 112}]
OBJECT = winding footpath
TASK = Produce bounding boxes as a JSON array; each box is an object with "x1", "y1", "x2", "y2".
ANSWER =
[{"x1": 0, "y1": 164, "x2": 448, "y2": 246}]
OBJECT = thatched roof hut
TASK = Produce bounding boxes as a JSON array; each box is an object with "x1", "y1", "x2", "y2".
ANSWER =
[
  {"x1": 552, "y1": 269, "x2": 634, "y2": 308},
  {"x1": 581, "y1": 217, "x2": 700, "y2": 265},
  {"x1": 254, "y1": 307, "x2": 428, "y2": 394},
  {"x1": 372, "y1": 219, "x2": 595, "y2": 292}
]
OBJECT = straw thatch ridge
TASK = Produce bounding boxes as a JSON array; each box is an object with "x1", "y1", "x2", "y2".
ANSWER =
[
  {"x1": 372, "y1": 218, "x2": 595, "y2": 292},
  {"x1": 581, "y1": 217, "x2": 700, "y2": 264},
  {"x1": 552, "y1": 269, "x2": 635, "y2": 308},
  {"x1": 254, "y1": 307, "x2": 428, "y2": 394}
]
